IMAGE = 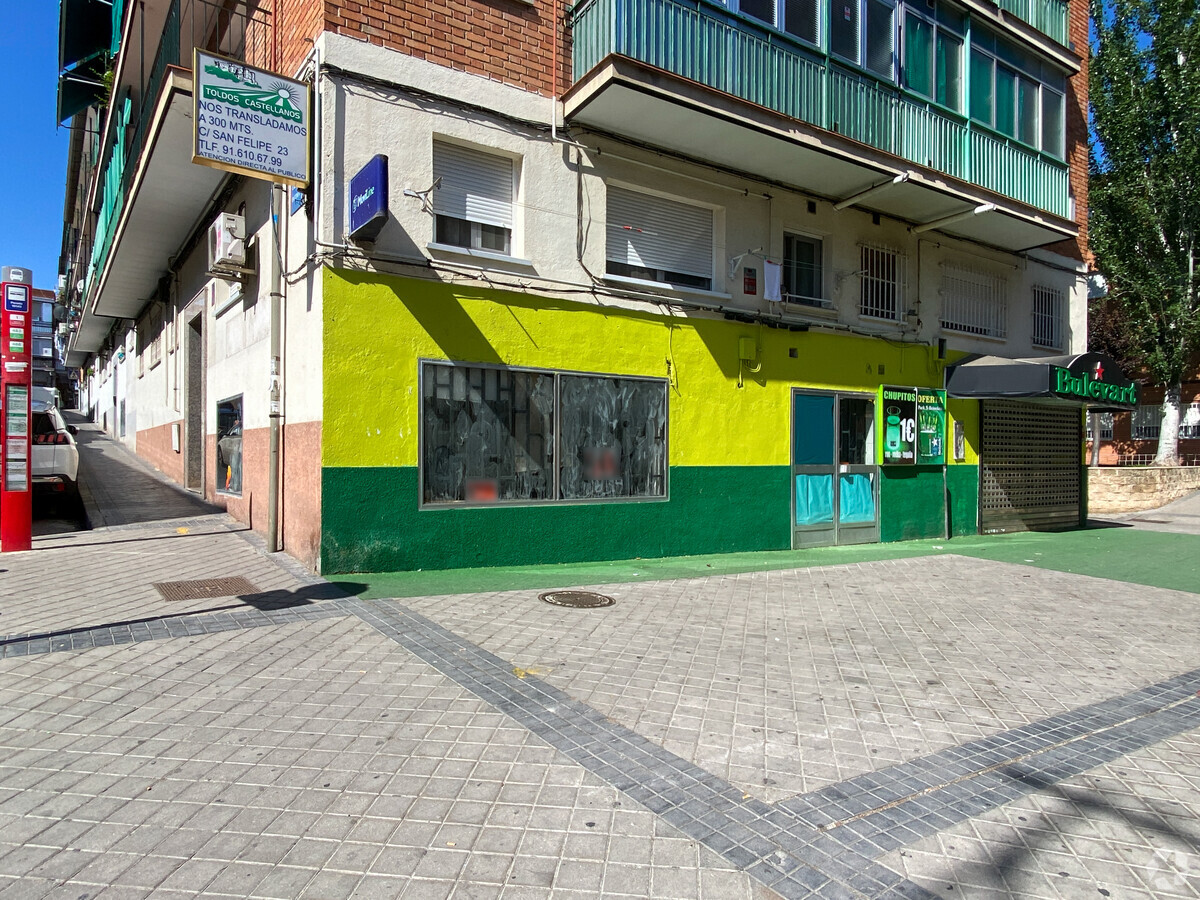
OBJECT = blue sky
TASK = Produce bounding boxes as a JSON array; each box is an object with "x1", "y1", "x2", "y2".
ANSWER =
[{"x1": 0, "y1": 4, "x2": 70, "y2": 293}]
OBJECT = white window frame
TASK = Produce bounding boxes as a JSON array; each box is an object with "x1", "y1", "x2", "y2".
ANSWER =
[
  {"x1": 858, "y1": 242, "x2": 906, "y2": 321},
  {"x1": 1179, "y1": 402, "x2": 1200, "y2": 440},
  {"x1": 605, "y1": 185, "x2": 716, "y2": 292},
  {"x1": 431, "y1": 139, "x2": 518, "y2": 258},
  {"x1": 782, "y1": 231, "x2": 830, "y2": 308},
  {"x1": 939, "y1": 263, "x2": 1007, "y2": 339},
  {"x1": 1030, "y1": 284, "x2": 1064, "y2": 350},
  {"x1": 1086, "y1": 412, "x2": 1114, "y2": 441}
]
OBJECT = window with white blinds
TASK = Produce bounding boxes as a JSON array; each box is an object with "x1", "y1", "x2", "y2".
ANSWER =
[
  {"x1": 432, "y1": 141, "x2": 514, "y2": 254},
  {"x1": 605, "y1": 186, "x2": 714, "y2": 290},
  {"x1": 939, "y1": 264, "x2": 1007, "y2": 338}
]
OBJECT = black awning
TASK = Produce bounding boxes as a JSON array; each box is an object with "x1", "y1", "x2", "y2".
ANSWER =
[{"x1": 945, "y1": 352, "x2": 1139, "y2": 410}]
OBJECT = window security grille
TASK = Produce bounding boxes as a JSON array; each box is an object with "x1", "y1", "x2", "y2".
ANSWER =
[
  {"x1": 606, "y1": 187, "x2": 714, "y2": 290},
  {"x1": 940, "y1": 264, "x2": 1007, "y2": 338},
  {"x1": 1085, "y1": 412, "x2": 1113, "y2": 441},
  {"x1": 858, "y1": 243, "x2": 905, "y2": 320},
  {"x1": 1131, "y1": 405, "x2": 1161, "y2": 440},
  {"x1": 1031, "y1": 285, "x2": 1064, "y2": 349}
]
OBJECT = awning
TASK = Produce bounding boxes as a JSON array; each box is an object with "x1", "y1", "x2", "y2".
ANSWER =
[
  {"x1": 57, "y1": 65, "x2": 107, "y2": 124},
  {"x1": 945, "y1": 352, "x2": 1139, "y2": 410},
  {"x1": 59, "y1": 0, "x2": 112, "y2": 72}
]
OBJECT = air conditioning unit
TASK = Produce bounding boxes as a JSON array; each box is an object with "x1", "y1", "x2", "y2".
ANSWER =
[{"x1": 207, "y1": 213, "x2": 247, "y2": 270}]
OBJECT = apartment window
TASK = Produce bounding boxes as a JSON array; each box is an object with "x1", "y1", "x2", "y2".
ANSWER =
[
  {"x1": 1131, "y1": 405, "x2": 1160, "y2": 441},
  {"x1": 421, "y1": 361, "x2": 667, "y2": 505},
  {"x1": 1031, "y1": 285, "x2": 1064, "y2": 349},
  {"x1": 968, "y1": 28, "x2": 1066, "y2": 158},
  {"x1": 831, "y1": 0, "x2": 896, "y2": 79},
  {"x1": 432, "y1": 141, "x2": 514, "y2": 255},
  {"x1": 606, "y1": 186, "x2": 714, "y2": 291},
  {"x1": 783, "y1": 233, "x2": 825, "y2": 305},
  {"x1": 858, "y1": 243, "x2": 905, "y2": 320},
  {"x1": 904, "y1": 4, "x2": 963, "y2": 110},
  {"x1": 1085, "y1": 413, "x2": 1114, "y2": 441},
  {"x1": 216, "y1": 395, "x2": 243, "y2": 495},
  {"x1": 940, "y1": 264, "x2": 1007, "y2": 338},
  {"x1": 33, "y1": 337, "x2": 53, "y2": 360},
  {"x1": 1180, "y1": 403, "x2": 1200, "y2": 440}
]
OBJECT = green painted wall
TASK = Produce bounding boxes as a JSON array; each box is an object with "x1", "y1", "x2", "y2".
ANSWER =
[
  {"x1": 879, "y1": 466, "x2": 946, "y2": 542},
  {"x1": 322, "y1": 465, "x2": 792, "y2": 574},
  {"x1": 946, "y1": 464, "x2": 980, "y2": 537}
]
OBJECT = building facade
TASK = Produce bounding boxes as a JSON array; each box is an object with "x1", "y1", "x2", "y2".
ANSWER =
[{"x1": 58, "y1": 0, "x2": 1121, "y2": 573}]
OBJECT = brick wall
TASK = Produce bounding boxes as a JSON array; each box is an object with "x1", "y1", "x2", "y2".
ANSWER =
[
  {"x1": 322, "y1": 0, "x2": 561, "y2": 96},
  {"x1": 1045, "y1": 0, "x2": 1088, "y2": 261},
  {"x1": 276, "y1": 0, "x2": 326, "y2": 76}
]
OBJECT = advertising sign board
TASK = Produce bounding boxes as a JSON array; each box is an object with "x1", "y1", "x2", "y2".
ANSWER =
[
  {"x1": 349, "y1": 155, "x2": 389, "y2": 241},
  {"x1": 193, "y1": 51, "x2": 310, "y2": 187},
  {"x1": 880, "y1": 386, "x2": 917, "y2": 464},
  {"x1": 916, "y1": 388, "x2": 946, "y2": 465},
  {"x1": 1, "y1": 278, "x2": 33, "y2": 551}
]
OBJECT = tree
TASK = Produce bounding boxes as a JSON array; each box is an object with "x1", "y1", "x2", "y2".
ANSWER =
[{"x1": 1089, "y1": 0, "x2": 1200, "y2": 465}]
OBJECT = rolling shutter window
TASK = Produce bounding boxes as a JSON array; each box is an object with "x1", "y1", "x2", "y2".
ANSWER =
[
  {"x1": 606, "y1": 187, "x2": 714, "y2": 282},
  {"x1": 433, "y1": 142, "x2": 513, "y2": 229}
]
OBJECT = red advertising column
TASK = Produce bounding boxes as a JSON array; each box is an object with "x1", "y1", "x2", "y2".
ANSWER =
[{"x1": 1, "y1": 279, "x2": 33, "y2": 551}]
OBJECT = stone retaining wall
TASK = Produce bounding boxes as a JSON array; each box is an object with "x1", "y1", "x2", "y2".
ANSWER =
[{"x1": 1087, "y1": 466, "x2": 1200, "y2": 514}]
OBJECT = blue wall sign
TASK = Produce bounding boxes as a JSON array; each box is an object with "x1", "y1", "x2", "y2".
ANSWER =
[{"x1": 349, "y1": 155, "x2": 388, "y2": 241}]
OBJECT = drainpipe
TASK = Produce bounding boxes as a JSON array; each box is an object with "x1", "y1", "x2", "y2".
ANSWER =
[{"x1": 267, "y1": 183, "x2": 284, "y2": 552}]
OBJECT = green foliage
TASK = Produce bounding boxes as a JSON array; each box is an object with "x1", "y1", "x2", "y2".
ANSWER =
[{"x1": 1089, "y1": 0, "x2": 1200, "y2": 389}]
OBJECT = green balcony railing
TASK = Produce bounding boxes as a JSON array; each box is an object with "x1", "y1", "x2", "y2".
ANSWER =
[
  {"x1": 85, "y1": 0, "x2": 271, "y2": 300},
  {"x1": 571, "y1": 0, "x2": 1070, "y2": 218}
]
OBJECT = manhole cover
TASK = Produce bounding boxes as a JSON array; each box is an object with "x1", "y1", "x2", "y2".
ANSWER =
[
  {"x1": 539, "y1": 590, "x2": 615, "y2": 609},
  {"x1": 153, "y1": 577, "x2": 259, "y2": 602}
]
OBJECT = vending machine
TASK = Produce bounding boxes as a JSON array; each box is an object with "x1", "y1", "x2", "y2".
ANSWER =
[{"x1": 1, "y1": 268, "x2": 34, "y2": 551}]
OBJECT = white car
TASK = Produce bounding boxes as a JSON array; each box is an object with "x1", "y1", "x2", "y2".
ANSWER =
[{"x1": 31, "y1": 403, "x2": 80, "y2": 501}]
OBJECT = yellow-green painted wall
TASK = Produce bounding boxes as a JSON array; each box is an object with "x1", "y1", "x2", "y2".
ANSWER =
[{"x1": 322, "y1": 268, "x2": 974, "y2": 468}]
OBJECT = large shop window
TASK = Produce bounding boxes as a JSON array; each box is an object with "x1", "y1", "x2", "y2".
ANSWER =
[
  {"x1": 858, "y1": 243, "x2": 905, "y2": 321},
  {"x1": 432, "y1": 141, "x2": 515, "y2": 255},
  {"x1": 216, "y1": 395, "x2": 243, "y2": 495},
  {"x1": 939, "y1": 264, "x2": 1007, "y2": 339},
  {"x1": 606, "y1": 186, "x2": 714, "y2": 291},
  {"x1": 421, "y1": 362, "x2": 668, "y2": 505}
]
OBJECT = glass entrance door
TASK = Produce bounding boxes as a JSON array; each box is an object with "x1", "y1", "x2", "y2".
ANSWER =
[{"x1": 791, "y1": 391, "x2": 880, "y2": 548}]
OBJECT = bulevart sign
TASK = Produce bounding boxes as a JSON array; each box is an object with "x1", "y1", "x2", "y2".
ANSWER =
[
  {"x1": 193, "y1": 51, "x2": 310, "y2": 187},
  {"x1": 1049, "y1": 354, "x2": 1139, "y2": 408}
]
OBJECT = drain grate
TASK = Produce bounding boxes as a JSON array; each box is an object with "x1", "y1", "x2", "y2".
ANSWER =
[
  {"x1": 153, "y1": 577, "x2": 260, "y2": 602},
  {"x1": 539, "y1": 590, "x2": 615, "y2": 609}
]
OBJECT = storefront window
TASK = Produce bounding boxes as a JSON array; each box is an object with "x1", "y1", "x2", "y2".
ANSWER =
[{"x1": 216, "y1": 395, "x2": 243, "y2": 495}]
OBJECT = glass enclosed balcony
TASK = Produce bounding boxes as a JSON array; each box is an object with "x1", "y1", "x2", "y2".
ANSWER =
[{"x1": 570, "y1": 0, "x2": 1071, "y2": 220}]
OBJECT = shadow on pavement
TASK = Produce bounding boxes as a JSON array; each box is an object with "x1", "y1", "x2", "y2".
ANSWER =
[{"x1": 0, "y1": 581, "x2": 368, "y2": 647}]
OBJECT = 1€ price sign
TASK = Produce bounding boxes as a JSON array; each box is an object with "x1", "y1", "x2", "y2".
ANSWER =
[{"x1": 193, "y1": 51, "x2": 310, "y2": 187}]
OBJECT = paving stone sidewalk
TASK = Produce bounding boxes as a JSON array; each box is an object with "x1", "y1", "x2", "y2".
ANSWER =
[{"x1": 1, "y1": 422, "x2": 1199, "y2": 898}]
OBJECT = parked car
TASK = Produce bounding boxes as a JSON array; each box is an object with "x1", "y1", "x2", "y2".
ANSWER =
[{"x1": 31, "y1": 403, "x2": 80, "y2": 502}]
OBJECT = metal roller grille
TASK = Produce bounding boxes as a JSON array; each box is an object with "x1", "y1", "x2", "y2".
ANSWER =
[{"x1": 980, "y1": 400, "x2": 1081, "y2": 533}]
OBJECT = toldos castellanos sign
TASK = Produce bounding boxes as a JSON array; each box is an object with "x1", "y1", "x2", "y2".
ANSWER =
[{"x1": 193, "y1": 51, "x2": 310, "y2": 187}]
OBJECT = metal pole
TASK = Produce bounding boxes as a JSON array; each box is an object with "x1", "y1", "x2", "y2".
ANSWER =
[{"x1": 267, "y1": 183, "x2": 283, "y2": 552}]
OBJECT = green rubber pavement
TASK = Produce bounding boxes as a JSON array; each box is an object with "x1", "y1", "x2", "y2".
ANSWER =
[{"x1": 329, "y1": 522, "x2": 1200, "y2": 599}]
